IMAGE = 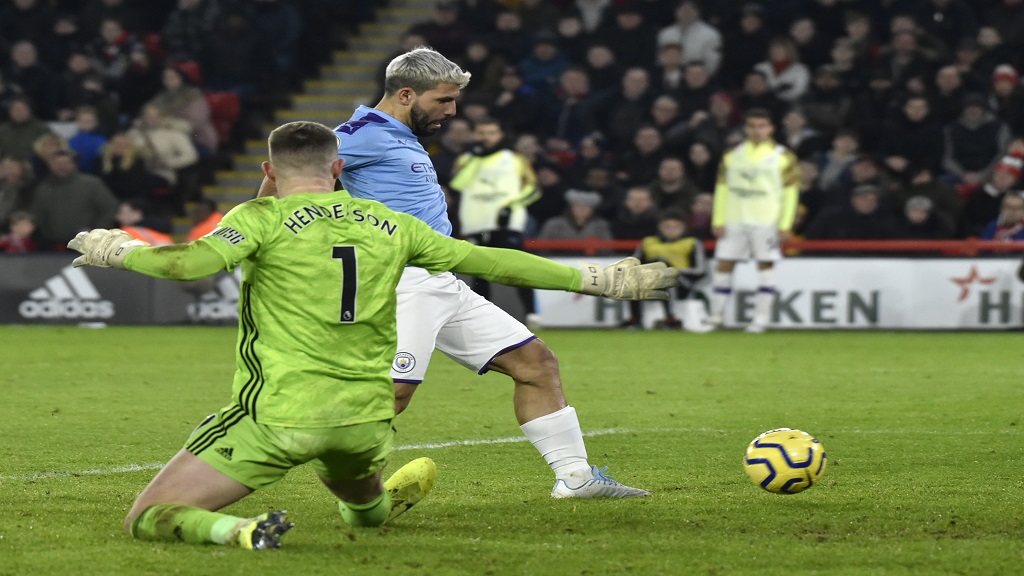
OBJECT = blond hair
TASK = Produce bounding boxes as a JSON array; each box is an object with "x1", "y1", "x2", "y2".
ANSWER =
[{"x1": 384, "y1": 46, "x2": 471, "y2": 94}]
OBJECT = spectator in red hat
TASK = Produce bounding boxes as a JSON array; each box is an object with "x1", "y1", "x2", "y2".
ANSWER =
[
  {"x1": 989, "y1": 64, "x2": 1024, "y2": 133},
  {"x1": 961, "y1": 148, "x2": 1024, "y2": 236},
  {"x1": 993, "y1": 61, "x2": 1021, "y2": 87}
]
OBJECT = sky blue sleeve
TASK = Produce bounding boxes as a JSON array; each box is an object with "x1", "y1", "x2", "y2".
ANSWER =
[{"x1": 335, "y1": 113, "x2": 389, "y2": 170}]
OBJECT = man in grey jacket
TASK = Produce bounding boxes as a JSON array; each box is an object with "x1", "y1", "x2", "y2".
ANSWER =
[{"x1": 31, "y1": 150, "x2": 118, "y2": 249}]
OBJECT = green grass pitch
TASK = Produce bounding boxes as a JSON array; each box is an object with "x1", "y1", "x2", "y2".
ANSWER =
[{"x1": 1, "y1": 326, "x2": 1022, "y2": 575}]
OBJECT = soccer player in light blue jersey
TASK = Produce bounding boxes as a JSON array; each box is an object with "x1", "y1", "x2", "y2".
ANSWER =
[{"x1": 260, "y1": 47, "x2": 650, "y2": 498}]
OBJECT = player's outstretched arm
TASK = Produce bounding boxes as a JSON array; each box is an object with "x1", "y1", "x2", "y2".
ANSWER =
[
  {"x1": 452, "y1": 246, "x2": 678, "y2": 301},
  {"x1": 68, "y1": 229, "x2": 229, "y2": 281}
]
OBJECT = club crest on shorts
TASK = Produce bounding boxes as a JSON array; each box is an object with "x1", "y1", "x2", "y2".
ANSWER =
[{"x1": 393, "y1": 352, "x2": 416, "y2": 373}]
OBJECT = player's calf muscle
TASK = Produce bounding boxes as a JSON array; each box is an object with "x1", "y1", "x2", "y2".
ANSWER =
[{"x1": 490, "y1": 340, "x2": 559, "y2": 384}]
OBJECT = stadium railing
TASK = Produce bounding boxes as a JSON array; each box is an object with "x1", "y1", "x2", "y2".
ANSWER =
[{"x1": 525, "y1": 239, "x2": 1024, "y2": 257}]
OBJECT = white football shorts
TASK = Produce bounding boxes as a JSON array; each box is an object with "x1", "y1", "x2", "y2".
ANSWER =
[
  {"x1": 714, "y1": 223, "x2": 782, "y2": 262},
  {"x1": 390, "y1": 266, "x2": 536, "y2": 383}
]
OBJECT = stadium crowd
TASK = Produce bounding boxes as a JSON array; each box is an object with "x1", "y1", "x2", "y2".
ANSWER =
[
  {"x1": 411, "y1": 0, "x2": 1024, "y2": 249},
  {"x1": 0, "y1": 0, "x2": 363, "y2": 251},
  {"x1": 3, "y1": 0, "x2": 1024, "y2": 253}
]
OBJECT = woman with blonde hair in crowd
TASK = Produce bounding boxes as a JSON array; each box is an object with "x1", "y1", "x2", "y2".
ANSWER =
[
  {"x1": 95, "y1": 132, "x2": 172, "y2": 202},
  {"x1": 30, "y1": 132, "x2": 70, "y2": 183}
]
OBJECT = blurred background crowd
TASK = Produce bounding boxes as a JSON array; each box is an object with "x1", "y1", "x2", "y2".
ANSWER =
[
  {"x1": 2, "y1": 0, "x2": 1024, "y2": 254},
  {"x1": 0, "y1": 0, "x2": 363, "y2": 251}
]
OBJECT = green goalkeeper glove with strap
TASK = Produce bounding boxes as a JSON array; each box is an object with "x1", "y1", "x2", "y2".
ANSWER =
[
  {"x1": 67, "y1": 229, "x2": 148, "y2": 269},
  {"x1": 576, "y1": 257, "x2": 679, "y2": 301}
]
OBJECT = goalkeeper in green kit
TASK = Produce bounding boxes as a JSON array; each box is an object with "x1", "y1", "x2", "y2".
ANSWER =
[{"x1": 68, "y1": 121, "x2": 677, "y2": 550}]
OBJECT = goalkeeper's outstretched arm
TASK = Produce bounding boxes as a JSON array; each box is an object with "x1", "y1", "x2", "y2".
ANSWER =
[
  {"x1": 70, "y1": 230, "x2": 680, "y2": 300},
  {"x1": 67, "y1": 229, "x2": 229, "y2": 281},
  {"x1": 451, "y1": 245, "x2": 679, "y2": 301}
]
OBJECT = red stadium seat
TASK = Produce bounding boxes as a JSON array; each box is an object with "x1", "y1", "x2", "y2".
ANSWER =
[{"x1": 205, "y1": 91, "x2": 241, "y2": 146}]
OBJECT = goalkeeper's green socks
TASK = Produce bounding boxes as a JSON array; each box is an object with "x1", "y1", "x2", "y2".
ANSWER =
[
  {"x1": 130, "y1": 504, "x2": 243, "y2": 545},
  {"x1": 338, "y1": 492, "x2": 390, "y2": 527}
]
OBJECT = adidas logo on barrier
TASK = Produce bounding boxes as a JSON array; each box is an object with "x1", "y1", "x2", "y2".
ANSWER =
[
  {"x1": 188, "y1": 270, "x2": 241, "y2": 321},
  {"x1": 19, "y1": 266, "x2": 114, "y2": 319}
]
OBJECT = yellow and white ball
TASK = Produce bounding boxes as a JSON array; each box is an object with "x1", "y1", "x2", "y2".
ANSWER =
[{"x1": 743, "y1": 428, "x2": 827, "y2": 494}]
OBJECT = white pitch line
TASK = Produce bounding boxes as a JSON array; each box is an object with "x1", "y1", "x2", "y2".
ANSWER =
[
  {"x1": 0, "y1": 426, "x2": 1017, "y2": 482},
  {"x1": 396, "y1": 427, "x2": 621, "y2": 450},
  {"x1": 0, "y1": 429, "x2": 625, "y2": 482},
  {"x1": 0, "y1": 463, "x2": 165, "y2": 481}
]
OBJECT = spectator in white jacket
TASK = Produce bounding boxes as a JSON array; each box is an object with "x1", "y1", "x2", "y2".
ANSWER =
[
  {"x1": 754, "y1": 37, "x2": 811, "y2": 103},
  {"x1": 656, "y1": 1, "x2": 722, "y2": 76}
]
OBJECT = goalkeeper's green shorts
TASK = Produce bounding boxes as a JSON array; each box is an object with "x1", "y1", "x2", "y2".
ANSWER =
[{"x1": 184, "y1": 403, "x2": 393, "y2": 490}]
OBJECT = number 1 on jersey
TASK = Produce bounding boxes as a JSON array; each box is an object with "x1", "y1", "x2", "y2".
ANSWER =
[{"x1": 332, "y1": 245, "x2": 357, "y2": 323}]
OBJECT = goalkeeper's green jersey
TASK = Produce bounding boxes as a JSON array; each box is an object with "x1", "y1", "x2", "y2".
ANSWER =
[{"x1": 185, "y1": 190, "x2": 473, "y2": 428}]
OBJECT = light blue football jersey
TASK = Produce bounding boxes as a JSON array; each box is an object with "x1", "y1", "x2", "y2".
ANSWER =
[{"x1": 335, "y1": 106, "x2": 452, "y2": 236}]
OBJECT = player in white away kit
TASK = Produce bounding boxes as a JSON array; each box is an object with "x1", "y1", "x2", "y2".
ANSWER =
[{"x1": 336, "y1": 47, "x2": 647, "y2": 498}]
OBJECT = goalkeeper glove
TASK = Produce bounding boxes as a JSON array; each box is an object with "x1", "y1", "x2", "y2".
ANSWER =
[
  {"x1": 67, "y1": 228, "x2": 148, "y2": 269},
  {"x1": 576, "y1": 257, "x2": 679, "y2": 301}
]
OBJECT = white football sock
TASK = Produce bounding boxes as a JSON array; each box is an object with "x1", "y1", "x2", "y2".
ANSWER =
[
  {"x1": 753, "y1": 268, "x2": 776, "y2": 326},
  {"x1": 520, "y1": 406, "x2": 592, "y2": 480},
  {"x1": 710, "y1": 269, "x2": 733, "y2": 318}
]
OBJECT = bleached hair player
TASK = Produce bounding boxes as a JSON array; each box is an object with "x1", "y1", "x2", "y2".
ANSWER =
[{"x1": 258, "y1": 46, "x2": 653, "y2": 498}]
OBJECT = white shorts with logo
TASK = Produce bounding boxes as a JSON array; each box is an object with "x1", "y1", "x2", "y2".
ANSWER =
[
  {"x1": 390, "y1": 267, "x2": 536, "y2": 384},
  {"x1": 715, "y1": 223, "x2": 782, "y2": 262}
]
